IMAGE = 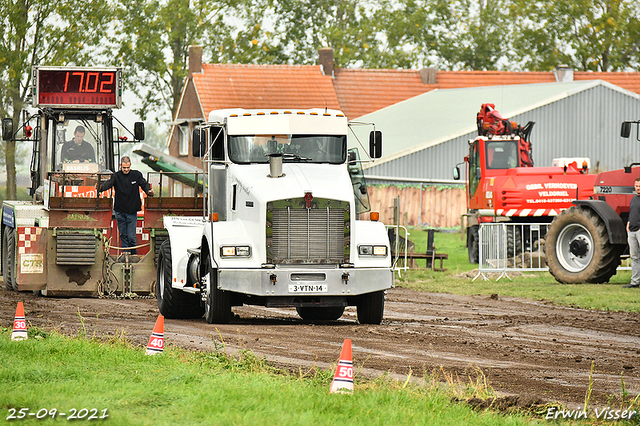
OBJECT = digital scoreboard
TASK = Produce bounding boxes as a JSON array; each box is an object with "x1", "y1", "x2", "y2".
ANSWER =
[{"x1": 33, "y1": 66, "x2": 122, "y2": 108}]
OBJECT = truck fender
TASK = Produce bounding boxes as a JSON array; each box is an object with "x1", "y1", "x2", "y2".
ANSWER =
[{"x1": 572, "y1": 200, "x2": 627, "y2": 245}]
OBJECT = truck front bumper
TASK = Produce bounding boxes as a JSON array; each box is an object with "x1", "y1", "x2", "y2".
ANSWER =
[{"x1": 218, "y1": 267, "x2": 394, "y2": 297}]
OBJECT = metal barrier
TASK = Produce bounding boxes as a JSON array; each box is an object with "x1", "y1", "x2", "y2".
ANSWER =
[
  {"x1": 386, "y1": 224, "x2": 410, "y2": 277},
  {"x1": 474, "y1": 222, "x2": 550, "y2": 281}
]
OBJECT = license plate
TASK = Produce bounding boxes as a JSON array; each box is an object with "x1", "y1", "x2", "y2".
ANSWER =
[{"x1": 288, "y1": 284, "x2": 328, "y2": 293}]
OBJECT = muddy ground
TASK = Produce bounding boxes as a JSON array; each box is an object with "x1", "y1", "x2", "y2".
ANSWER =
[{"x1": 2, "y1": 283, "x2": 639, "y2": 411}]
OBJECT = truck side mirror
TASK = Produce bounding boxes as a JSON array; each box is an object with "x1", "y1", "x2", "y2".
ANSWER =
[
  {"x1": 192, "y1": 129, "x2": 206, "y2": 157},
  {"x1": 369, "y1": 130, "x2": 382, "y2": 159},
  {"x1": 348, "y1": 150, "x2": 356, "y2": 164},
  {"x1": 2, "y1": 118, "x2": 13, "y2": 141},
  {"x1": 453, "y1": 166, "x2": 461, "y2": 180},
  {"x1": 134, "y1": 122, "x2": 145, "y2": 141},
  {"x1": 621, "y1": 122, "x2": 631, "y2": 138}
]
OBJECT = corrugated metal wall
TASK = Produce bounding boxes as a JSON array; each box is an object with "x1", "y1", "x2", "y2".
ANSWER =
[{"x1": 365, "y1": 85, "x2": 640, "y2": 181}]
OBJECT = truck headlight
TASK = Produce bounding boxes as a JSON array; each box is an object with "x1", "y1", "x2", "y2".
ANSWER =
[
  {"x1": 358, "y1": 245, "x2": 387, "y2": 257},
  {"x1": 220, "y1": 246, "x2": 252, "y2": 257}
]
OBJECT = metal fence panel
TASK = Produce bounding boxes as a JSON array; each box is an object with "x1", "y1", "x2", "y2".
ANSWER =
[{"x1": 476, "y1": 222, "x2": 550, "y2": 281}]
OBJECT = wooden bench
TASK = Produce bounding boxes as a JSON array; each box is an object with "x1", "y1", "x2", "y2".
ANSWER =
[{"x1": 397, "y1": 252, "x2": 448, "y2": 271}]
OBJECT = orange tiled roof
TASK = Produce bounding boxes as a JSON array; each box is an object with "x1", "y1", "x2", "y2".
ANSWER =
[
  {"x1": 192, "y1": 64, "x2": 341, "y2": 117},
  {"x1": 332, "y1": 68, "x2": 428, "y2": 120},
  {"x1": 191, "y1": 65, "x2": 640, "y2": 121}
]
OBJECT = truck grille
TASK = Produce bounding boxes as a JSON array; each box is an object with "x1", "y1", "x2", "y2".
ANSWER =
[
  {"x1": 267, "y1": 198, "x2": 349, "y2": 264},
  {"x1": 56, "y1": 232, "x2": 97, "y2": 265}
]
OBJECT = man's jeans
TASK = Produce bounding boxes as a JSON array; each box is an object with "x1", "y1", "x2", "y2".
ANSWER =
[
  {"x1": 115, "y1": 211, "x2": 138, "y2": 254},
  {"x1": 628, "y1": 230, "x2": 640, "y2": 285}
]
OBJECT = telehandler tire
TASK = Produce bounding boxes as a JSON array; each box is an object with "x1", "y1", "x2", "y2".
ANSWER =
[{"x1": 546, "y1": 206, "x2": 624, "y2": 284}]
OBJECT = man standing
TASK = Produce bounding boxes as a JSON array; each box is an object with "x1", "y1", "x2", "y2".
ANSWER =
[
  {"x1": 61, "y1": 125, "x2": 96, "y2": 163},
  {"x1": 100, "y1": 156, "x2": 154, "y2": 254},
  {"x1": 625, "y1": 176, "x2": 640, "y2": 288}
]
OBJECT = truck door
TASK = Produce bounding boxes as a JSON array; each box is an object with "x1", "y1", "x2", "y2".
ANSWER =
[{"x1": 347, "y1": 148, "x2": 371, "y2": 215}]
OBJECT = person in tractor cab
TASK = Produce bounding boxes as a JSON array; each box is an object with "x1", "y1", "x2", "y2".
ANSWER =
[
  {"x1": 625, "y1": 177, "x2": 640, "y2": 288},
  {"x1": 99, "y1": 156, "x2": 155, "y2": 254},
  {"x1": 61, "y1": 125, "x2": 96, "y2": 163}
]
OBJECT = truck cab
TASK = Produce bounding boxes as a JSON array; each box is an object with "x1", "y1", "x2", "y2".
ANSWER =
[{"x1": 156, "y1": 109, "x2": 394, "y2": 324}]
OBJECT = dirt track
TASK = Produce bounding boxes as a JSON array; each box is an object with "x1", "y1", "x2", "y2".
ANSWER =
[{"x1": 2, "y1": 284, "x2": 639, "y2": 409}]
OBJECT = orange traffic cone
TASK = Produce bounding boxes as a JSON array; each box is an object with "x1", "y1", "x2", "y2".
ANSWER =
[
  {"x1": 145, "y1": 315, "x2": 164, "y2": 355},
  {"x1": 330, "y1": 339, "x2": 354, "y2": 394},
  {"x1": 11, "y1": 302, "x2": 28, "y2": 341}
]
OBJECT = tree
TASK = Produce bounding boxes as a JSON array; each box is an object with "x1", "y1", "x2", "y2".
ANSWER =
[
  {"x1": 242, "y1": 0, "x2": 411, "y2": 69},
  {"x1": 0, "y1": 0, "x2": 112, "y2": 199},
  {"x1": 511, "y1": 0, "x2": 640, "y2": 71},
  {"x1": 113, "y1": 0, "x2": 239, "y2": 122}
]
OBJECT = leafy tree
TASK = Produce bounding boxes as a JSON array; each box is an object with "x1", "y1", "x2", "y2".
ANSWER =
[
  {"x1": 113, "y1": 0, "x2": 239, "y2": 122},
  {"x1": 248, "y1": 0, "x2": 411, "y2": 68},
  {"x1": 511, "y1": 0, "x2": 640, "y2": 71},
  {"x1": 0, "y1": 0, "x2": 112, "y2": 199}
]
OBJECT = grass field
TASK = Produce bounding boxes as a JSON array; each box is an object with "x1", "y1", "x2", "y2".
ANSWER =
[
  {"x1": 0, "y1": 328, "x2": 547, "y2": 426},
  {"x1": 395, "y1": 228, "x2": 640, "y2": 313}
]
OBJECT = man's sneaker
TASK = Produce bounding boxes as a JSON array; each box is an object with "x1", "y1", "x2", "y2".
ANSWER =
[{"x1": 622, "y1": 283, "x2": 639, "y2": 288}]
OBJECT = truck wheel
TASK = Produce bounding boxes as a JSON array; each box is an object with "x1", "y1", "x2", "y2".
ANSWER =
[
  {"x1": 156, "y1": 239, "x2": 204, "y2": 319},
  {"x1": 2, "y1": 228, "x2": 17, "y2": 291},
  {"x1": 467, "y1": 225, "x2": 479, "y2": 264},
  {"x1": 356, "y1": 290, "x2": 385, "y2": 325},
  {"x1": 296, "y1": 306, "x2": 345, "y2": 321},
  {"x1": 203, "y1": 254, "x2": 232, "y2": 324},
  {"x1": 546, "y1": 207, "x2": 623, "y2": 284}
]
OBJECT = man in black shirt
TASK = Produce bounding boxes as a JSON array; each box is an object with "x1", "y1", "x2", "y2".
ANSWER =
[
  {"x1": 625, "y1": 177, "x2": 640, "y2": 288},
  {"x1": 100, "y1": 156, "x2": 154, "y2": 254},
  {"x1": 61, "y1": 126, "x2": 96, "y2": 163}
]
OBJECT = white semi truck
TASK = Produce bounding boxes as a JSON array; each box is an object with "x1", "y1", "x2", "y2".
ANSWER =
[{"x1": 156, "y1": 108, "x2": 394, "y2": 324}]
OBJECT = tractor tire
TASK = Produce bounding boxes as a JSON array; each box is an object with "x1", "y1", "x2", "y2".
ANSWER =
[
  {"x1": 546, "y1": 206, "x2": 624, "y2": 284},
  {"x1": 203, "y1": 252, "x2": 232, "y2": 324},
  {"x1": 296, "y1": 306, "x2": 345, "y2": 321},
  {"x1": 2, "y1": 228, "x2": 17, "y2": 291},
  {"x1": 467, "y1": 225, "x2": 479, "y2": 264},
  {"x1": 506, "y1": 225, "x2": 523, "y2": 257},
  {"x1": 356, "y1": 290, "x2": 385, "y2": 325},
  {"x1": 156, "y1": 239, "x2": 204, "y2": 319}
]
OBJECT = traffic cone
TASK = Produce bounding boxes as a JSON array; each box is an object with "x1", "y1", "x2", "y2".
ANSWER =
[
  {"x1": 330, "y1": 339, "x2": 354, "y2": 394},
  {"x1": 11, "y1": 302, "x2": 28, "y2": 341},
  {"x1": 145, "y1": 315, "x2": 164, "y2": 355}
]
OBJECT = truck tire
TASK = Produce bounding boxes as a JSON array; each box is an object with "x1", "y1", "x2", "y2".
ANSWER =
[
  {"x1": 546, "y1": 206, "x2": 624, "y2": 284},
  {"x1": 203, "y1": 253, "x2": 232, "y2": 324},
  {"x1": 296, "y1": 306, "x2": 345, "y2": 321},
  {"x1": 156, "y1": 239, "x2": 204, "y2": 319},
  {"x1": 468, "y1": 225, "x2": 479, "y2": 264},
  {"x1": 2, "y1": 228, "x2": 17, "y2": 291},
  {"x1": 356, "y1": 290, "x2": 385, "y2": 325}
]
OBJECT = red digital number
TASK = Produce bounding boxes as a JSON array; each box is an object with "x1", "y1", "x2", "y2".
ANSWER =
[
  {"x1": 72, "y1": 72, "x2": 85, "y2": 92},
  {"x1": 99, "y1": 73, "x2": 114, "y2": 93},
  {"x1": 85, "y1": 72, "x2": 99, "y2": 93}
]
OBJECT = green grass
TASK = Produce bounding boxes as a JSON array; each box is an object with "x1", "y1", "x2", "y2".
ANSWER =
[
  {"x1": 0, "y1": 328, "x2": 544, "y2": 426},
  {"x1": 395, "y1": 228, "x2": 640, "y2": 312}
]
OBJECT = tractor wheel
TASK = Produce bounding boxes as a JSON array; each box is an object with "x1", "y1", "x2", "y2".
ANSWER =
[
  {"x1": 506, "y1": 225, "x2": 523, "y2": 257},
  {"x1": 2, "y1": 228, "x2": 17, "y2": 291},
  {"x1": 203, "y1": 252, "x2": 232, "y2": 324},
  {"x1": 356, "y1": 290, "x2": 385, "y2": 325},
  {"x1": 546, "y1": 206, "x2": 624, "y2": 284},
  {"x1": 467, "y1": 225, "x2": 479, "y2": 264},
  {"x1": 156, "y1": 239, "x2": 204, "y2": 319},
  {"x1": 296, "y1": 306, "x2": 345, "y2": 321}
]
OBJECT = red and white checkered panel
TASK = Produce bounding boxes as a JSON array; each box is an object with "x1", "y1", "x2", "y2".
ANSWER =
[{"x1": 17, "y1": 227, "x2": 43, "y2": 255}]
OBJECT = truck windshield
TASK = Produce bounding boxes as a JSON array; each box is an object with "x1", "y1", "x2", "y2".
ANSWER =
[
  {"x1": 53, "y1": 117, "x2": 107, "y2": 172},
  {"x1": 228, "y1": 134, "x2": 346, "y2": 164},
  {"x1": 486, "y1": 140, "x2": 519, "y2": 169}
]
